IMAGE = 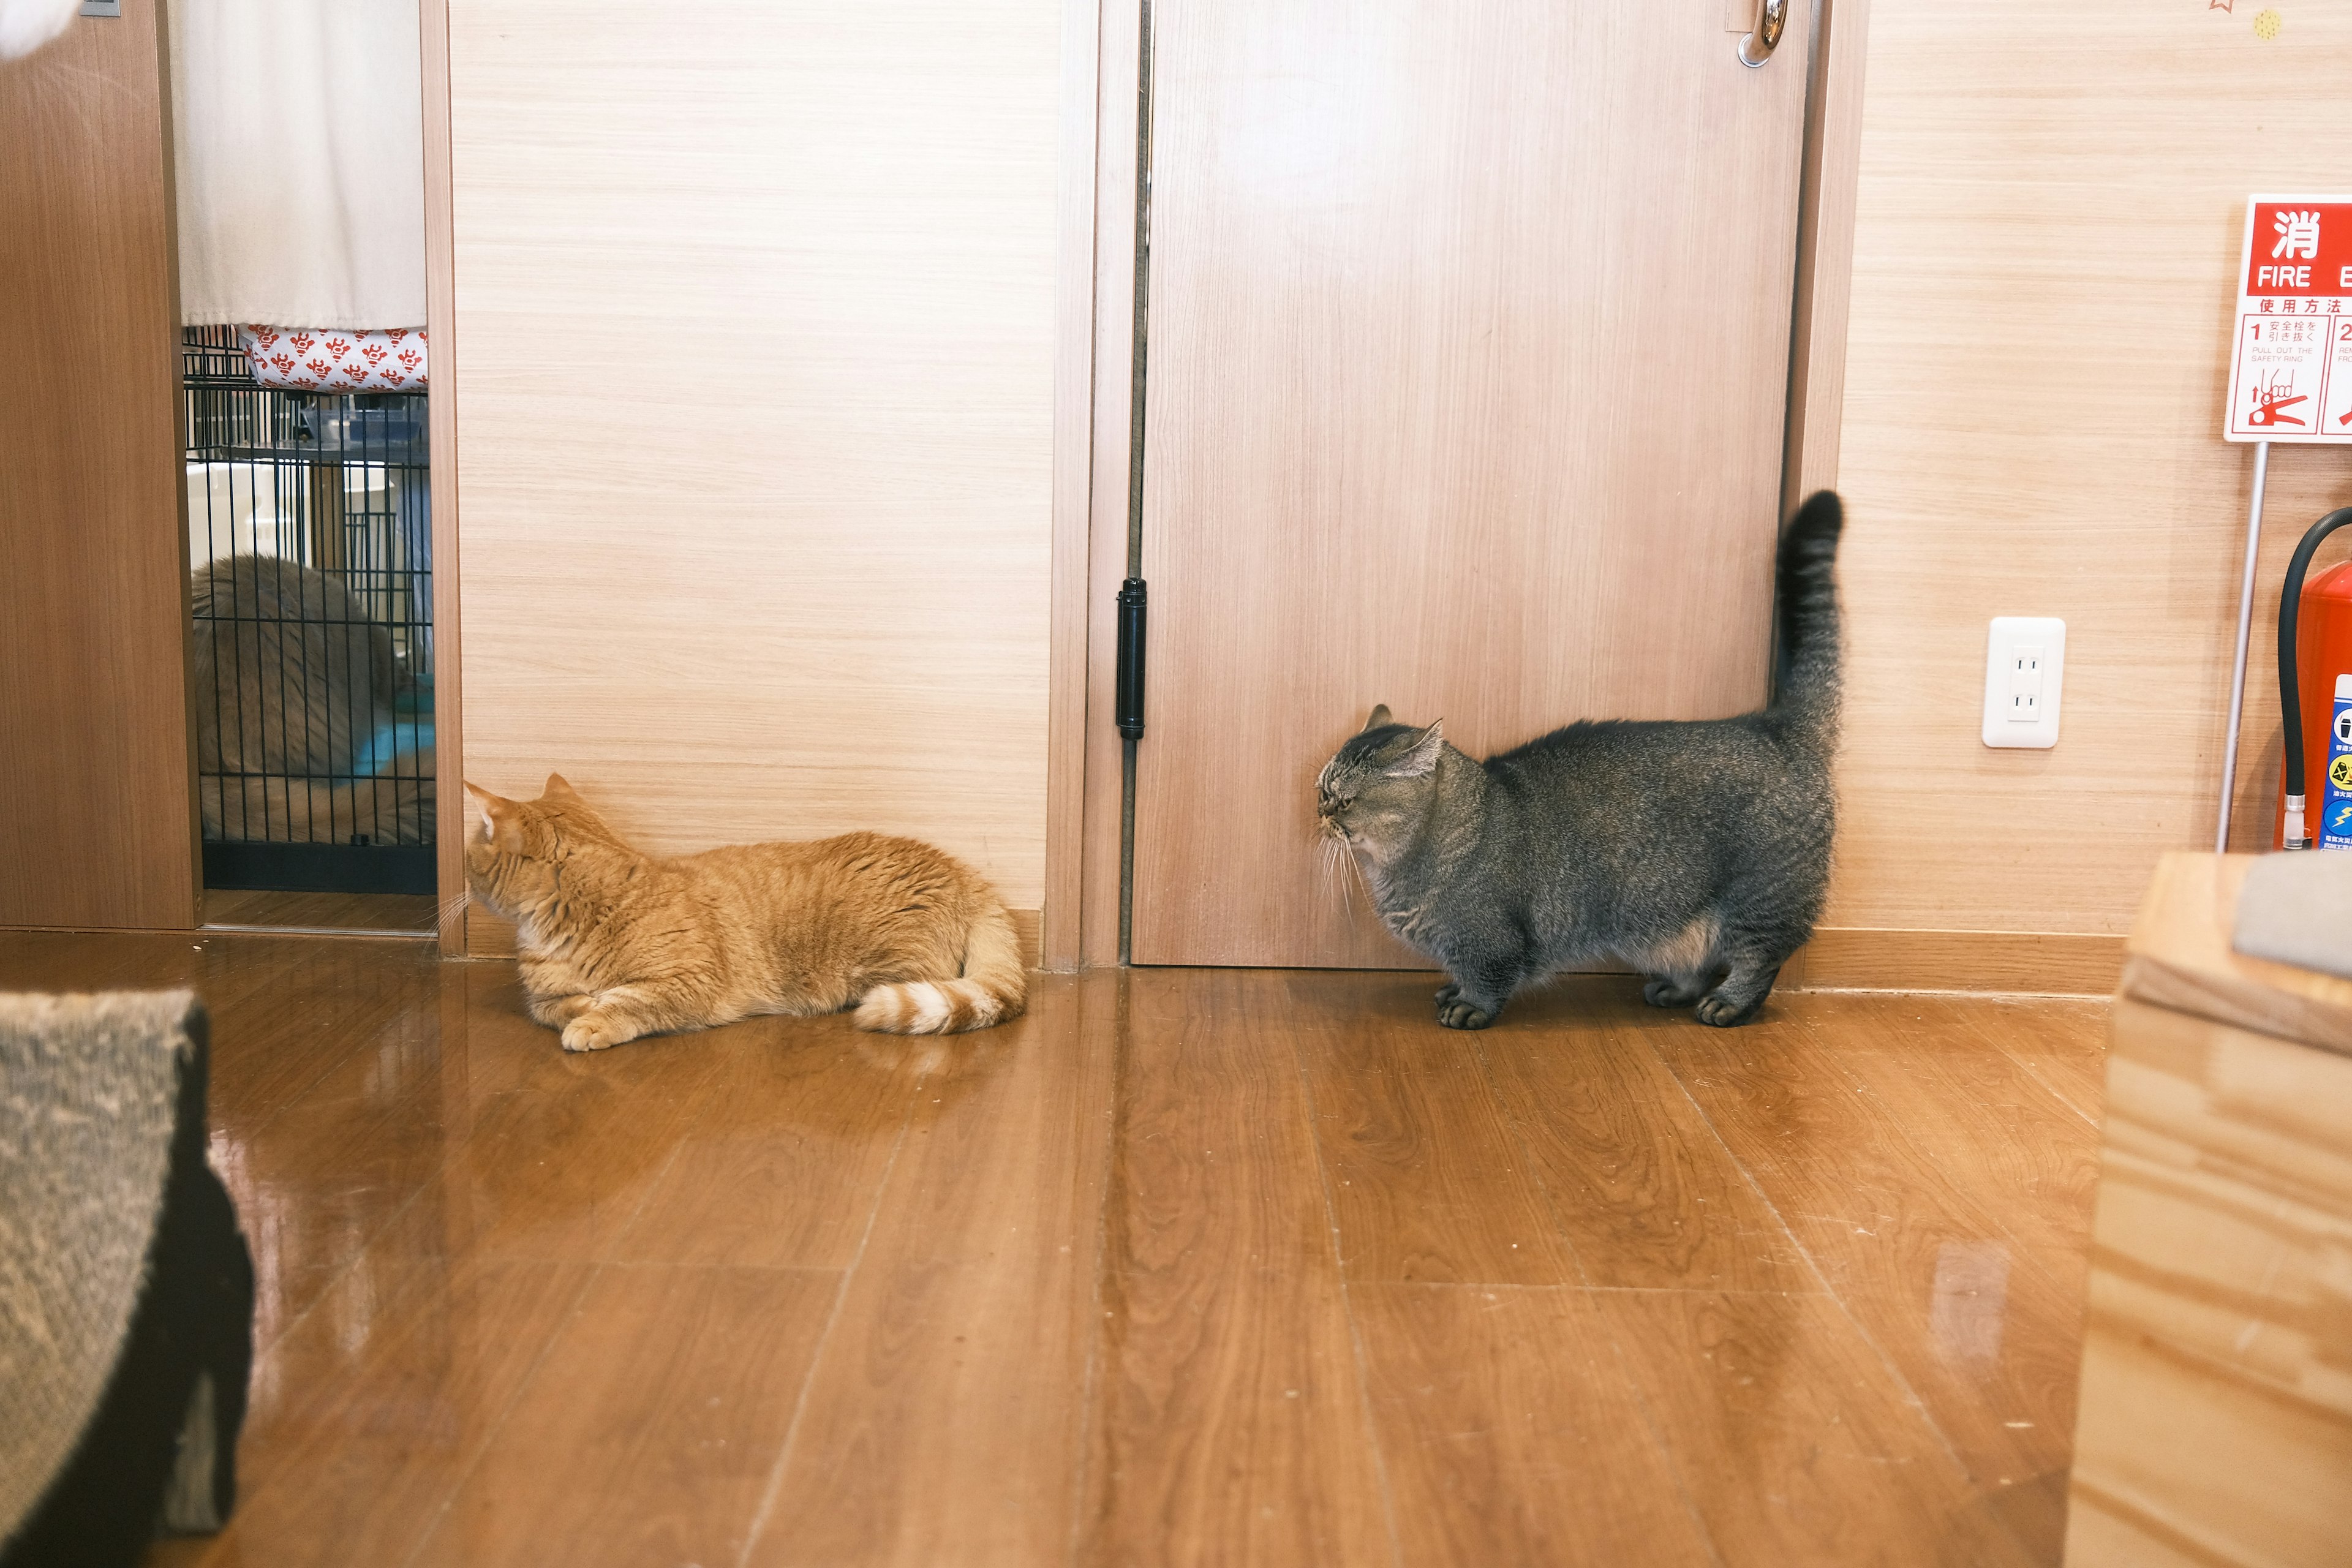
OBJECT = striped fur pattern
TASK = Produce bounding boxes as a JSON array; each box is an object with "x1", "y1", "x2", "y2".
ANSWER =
[
  {"x1": 1315, "y1": 490, "x2": 1845, "y2": 1031},
  {"x1": 191, "y1": 557, "x2": 401, "y2": 780},
  {"x1": 190, "y1": 556, "x2": 432, "y2": 844},
  {"x1": 465, "y1": 775, "x2": 1025, "y2": 1052}
]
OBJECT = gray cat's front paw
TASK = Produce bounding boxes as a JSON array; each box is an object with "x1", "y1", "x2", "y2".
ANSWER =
[
  {"x1": 1643, "y1": 979, "x2": 1700, "y2": 1009},
  {"x1": 1436, "y1": 998, "x2": 1494, "y2": 1030},
  {"x1": 1434, "y1": 982, "x2": 1461, "y2": 1012}
]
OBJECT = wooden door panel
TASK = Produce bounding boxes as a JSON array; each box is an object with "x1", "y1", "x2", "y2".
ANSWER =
[
  {"x1": 0, "y1": 1, "x2": 199, "y2": 929},
  {"x1": 1133, "y1": 2, "x2": 1811, "y2": 967}
]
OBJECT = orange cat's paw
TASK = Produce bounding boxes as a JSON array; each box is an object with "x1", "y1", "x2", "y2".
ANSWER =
[
  {"x1": 560, "y1": 1015, "x2": 622, "y2": 1052},
  {"x1": 531, "y1": 993, "x2": 595, "y2": 1028}
]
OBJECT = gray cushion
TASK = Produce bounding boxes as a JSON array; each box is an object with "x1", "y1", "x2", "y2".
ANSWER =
[
  {"x1": 2233, "y1": 852, "x2": 2352, "y2": 980},
  {"x1": 0, "y1": 992, "x2": 253, "y2": 1564}
]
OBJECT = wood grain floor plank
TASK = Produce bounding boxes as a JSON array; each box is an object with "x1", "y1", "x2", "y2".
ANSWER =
[
  {"x1": 610, "y1": 1019, "x2": 930, "y2": 1270},
  {"x1": 744, "y1": 973, "x2": 1116, "y2": 1567},
  {"x1": 410, "y1": 1263, "x2": 841, "y2": 1568},
  {"x1": 172, "y1": 1193, "x2": 592, "y2": 1567},
  {"x1": 202, "y1": 888, "x2": 440, "y2": 932},
  {"x1": 1958, "y1": 994, "x2": 2109, "y2": 1128},
  {"x1": 0, "y1": 928, "x2": 205, "y2": 992},
  {"x1": 0, "y1": 930, "x2": 447, "y2": 1132},
  {"x1": 1595, "y1": 1288, "x2": 2041, "y2": 1568},
  {"x1": 424, "y1": 1014, "x2": 735, "y2": 1264},
  {"x1": 0, "y1": 930, "x2": 2102, "y2": 1568},
  {"x1": 0, "y1": 934, "x2": 460, "y2": 1360},
  {"x1": 1801, "y1": 992, "x2": 2101, "y2": 1259},
  {"x1": 1479, "y1": 979, "x2": 1815, "y2": 1292},
  {"x1": 1289, "y1": 971, "x2": 1578, "y2": 1286},
  {"x1": 1351, "y1": 1284, "x2": 1715, "y2": 1567},
  {"x1": 210, "y1": 943, "x2": 451, "y2": 1133},
  {"x1": 1656, "y1": 1003, "x2": 2090, "y2": 1561},
  {"x1": 1081, "y1": 970, "x2": 1399, "y2": 1568}
]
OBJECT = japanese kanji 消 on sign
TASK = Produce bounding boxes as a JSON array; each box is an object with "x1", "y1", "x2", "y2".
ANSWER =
[{"x1": 2225, "y1": 195, "x2": 2352, "y2": 443}]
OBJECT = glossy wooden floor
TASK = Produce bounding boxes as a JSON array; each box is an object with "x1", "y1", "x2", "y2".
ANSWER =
[{"x1": 0, "y1": 932, "x2": 2106, "y2": 1567}]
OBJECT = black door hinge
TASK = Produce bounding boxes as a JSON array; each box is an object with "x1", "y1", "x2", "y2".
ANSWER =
[{"x1": 1115, "y1": 578, "x2": 1147, "y2": 740}]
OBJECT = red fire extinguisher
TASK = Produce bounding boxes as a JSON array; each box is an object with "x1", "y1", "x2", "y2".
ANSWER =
[{"x1": 2272, "y1": 507, "x2": 2352, "y2": 850}]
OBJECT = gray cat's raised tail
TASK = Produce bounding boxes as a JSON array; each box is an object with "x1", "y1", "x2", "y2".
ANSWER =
[{"x1": 1768, "y1": 489, "x2": 1844, "y2": 753}]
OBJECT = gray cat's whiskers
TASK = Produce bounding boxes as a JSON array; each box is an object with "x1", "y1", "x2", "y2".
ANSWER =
[{"x1": 1314, "y1": 832, "x2": 1355, "y2": 919}]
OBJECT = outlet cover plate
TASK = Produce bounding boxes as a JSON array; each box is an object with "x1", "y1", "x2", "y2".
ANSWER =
[{"x1": 1983, "y1": 617, "x2": 2066, "y2": 749}]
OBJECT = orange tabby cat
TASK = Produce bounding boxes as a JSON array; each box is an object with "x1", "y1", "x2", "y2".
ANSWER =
[{"x1": 464, "y1": 775, "x2": 1026, "y2": 1050}]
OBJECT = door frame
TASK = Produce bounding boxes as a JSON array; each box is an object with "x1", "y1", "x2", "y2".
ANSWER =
[
  {"x1": 1042, "y1": 0, "x2": 1873, "y2": 970},
  {"x1": 418, "y1": 0, "x2": 466, "y2": 955},
  {"x1": 0, "y1": 0, "x2": 203, "y2": 932}
]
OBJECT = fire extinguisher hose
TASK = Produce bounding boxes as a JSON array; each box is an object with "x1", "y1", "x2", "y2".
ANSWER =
[{"x1": 2278, "y1": 506, "x2": 2352, "y2": 848}]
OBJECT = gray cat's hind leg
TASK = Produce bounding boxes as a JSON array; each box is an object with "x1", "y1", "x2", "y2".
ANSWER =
[
  {"x1": 1630, "y1": 917, "x2": 1724, "y2": 1010},
  {"x1": 1692, "y1": 948, "x2": 1788, "y2": 1028},
  {"x1": 1641, "y1": 974, "x2": 1709, "y2": 1009}
]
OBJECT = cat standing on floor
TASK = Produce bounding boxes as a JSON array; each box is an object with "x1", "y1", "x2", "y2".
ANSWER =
[
  {"x1": 464, "y1": 775, "x2": 1026, "y2": 1050},
  {"x1": 1314, "y1": 490, "x2": 1844, "y2": 1030}
]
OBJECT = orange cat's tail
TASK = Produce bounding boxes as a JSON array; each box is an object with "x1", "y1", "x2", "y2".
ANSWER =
[{"x1": 854, "y1": 899, "x2": 1028, "y2": 1035}]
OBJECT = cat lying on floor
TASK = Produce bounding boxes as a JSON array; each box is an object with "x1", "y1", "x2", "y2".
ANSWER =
[
  {"x1": 191, "y1": 556, "x2": 431, "y2": 845},
  {"x1": 1314, "y1": 490, "x2": 1844, "y2": 1031},
  {"x1": 464, "y1": 775, "x2": 1025, "y2": 1050}
]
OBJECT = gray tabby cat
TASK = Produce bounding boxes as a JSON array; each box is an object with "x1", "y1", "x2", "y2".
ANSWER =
[{"x1": 1314, "y1": 489, "x2": 1842, "y2": 1030}]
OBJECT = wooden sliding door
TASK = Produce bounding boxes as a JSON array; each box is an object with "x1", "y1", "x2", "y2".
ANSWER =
[
  {"x1": 1129, "y1": 1, "x2": 1815, "y2": 967},
  {"x1": 0, "y1": 0, "x2": 199, "y2": 929}
]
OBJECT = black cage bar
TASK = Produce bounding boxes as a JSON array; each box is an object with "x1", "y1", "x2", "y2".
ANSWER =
[{"x1": 183, "y1": 326, "x2": 434, "y2": 895}]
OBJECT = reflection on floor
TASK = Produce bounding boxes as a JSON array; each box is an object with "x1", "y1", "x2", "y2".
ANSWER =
[
  {"x1": 202, "y1": 888, "x2": 439, "y2": 933},
  {"x1": 0, "y1": 931, "x2": 2105, "y2": 1567}
]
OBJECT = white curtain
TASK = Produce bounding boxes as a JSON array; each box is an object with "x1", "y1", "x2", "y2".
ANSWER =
[{"x1": 168, "y1": 0, "x2": 426, "y2": 329}]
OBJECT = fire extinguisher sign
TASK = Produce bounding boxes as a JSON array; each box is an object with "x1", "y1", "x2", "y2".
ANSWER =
[
  {"x1": 2224, "y1": 196, "x2": 2352, "y2": 443},
  {"x1": 2325, "y1": 676, "x2": 2352, "y2": 851}
]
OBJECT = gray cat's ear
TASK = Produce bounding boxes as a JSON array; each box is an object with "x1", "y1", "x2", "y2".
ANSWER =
[
  {"x1": 1365, "y1": 703, "x2": 1393, "y2": 731},
  {"x1": 1383, "y1": 720, "x2": 1444, "y2": 778}
]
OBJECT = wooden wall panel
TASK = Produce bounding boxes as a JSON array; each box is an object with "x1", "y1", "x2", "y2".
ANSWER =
[
  {"x1": 1830, "y1": 2, "x2": 2352, "y2": 938},
  {"x1": 1041, "y1": 0, "x2": 1102, "y2": 971},
  {"x1": 0, "y1": 0, "x2": 200, "y2": 932},
  {"x1": 445, "y1": 0, "x2": 1059, "y2": 907}
]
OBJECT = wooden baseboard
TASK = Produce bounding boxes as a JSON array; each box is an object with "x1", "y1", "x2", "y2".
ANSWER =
[
  {"x1": 462, "y1": 905, "x2": 513, "y2": 957},
  {"x1": 463, "y1": 905, "x2": 1046, "y2": 971},
  {"x1": 1785, "y1": 927, "x2": 2125, "y2": 997}
]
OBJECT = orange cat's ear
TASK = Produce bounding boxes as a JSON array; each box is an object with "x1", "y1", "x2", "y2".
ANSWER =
[
  {"x1": 543, "y1": 772, "x2": 579, "y2": 801},
  {"x1": 463, "y1": 781, "x2": 516, "y2": 846}
]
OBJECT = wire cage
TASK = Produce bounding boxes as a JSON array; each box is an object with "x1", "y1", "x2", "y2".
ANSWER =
[{"x1": 183, "y1": 326, "x2": 434, "y2": 895}]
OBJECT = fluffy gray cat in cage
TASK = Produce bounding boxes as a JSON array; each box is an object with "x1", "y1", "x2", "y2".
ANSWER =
[
  {"x1": 1314, "y1": 490, "x2": 1843, "y2": 1031},
  {"x1": 190, "y1": 557, "x2": 432, "y2": 845}
]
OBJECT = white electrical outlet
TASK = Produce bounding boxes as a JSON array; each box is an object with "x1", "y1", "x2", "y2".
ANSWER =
[{"x1": 1982, "y1": 617, "x2": 2067, "y2": 749}]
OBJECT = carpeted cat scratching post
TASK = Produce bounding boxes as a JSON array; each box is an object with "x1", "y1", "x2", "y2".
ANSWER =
[{"x1": 0, "y1": 992, "x2": 255, "y2": 1567}]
